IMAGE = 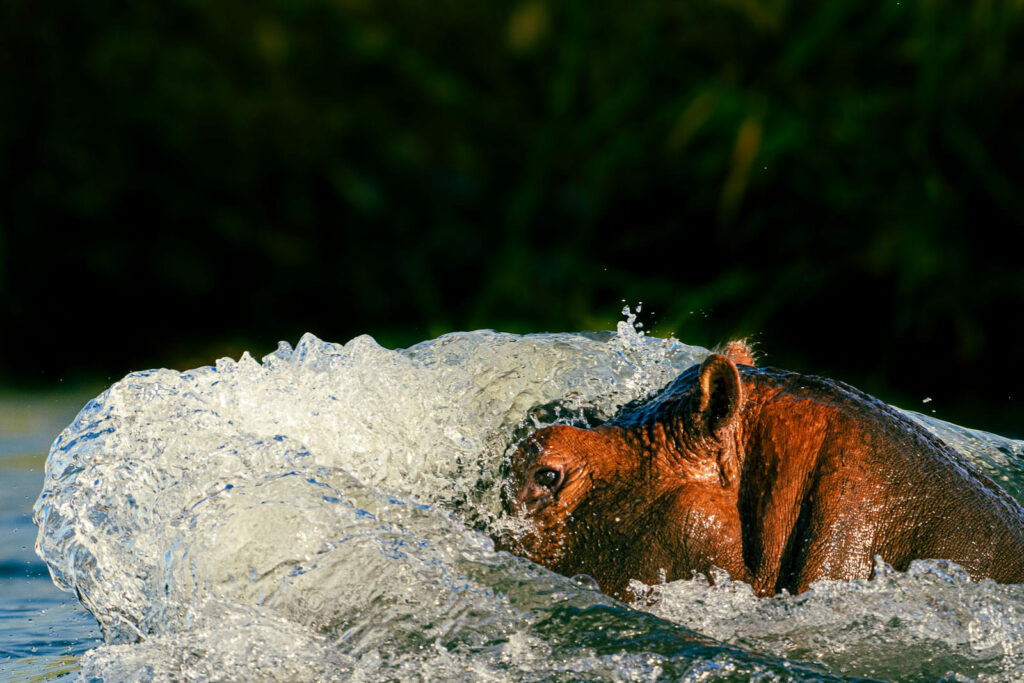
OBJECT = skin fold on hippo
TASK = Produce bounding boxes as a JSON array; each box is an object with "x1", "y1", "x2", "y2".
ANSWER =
[{"x1": 496, "y1": 342, "x2": 1024, "y2": 600}]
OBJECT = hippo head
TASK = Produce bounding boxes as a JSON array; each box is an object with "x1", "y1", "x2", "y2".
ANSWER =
[
  {"x1": 497, "y1": 351, "x2": 749, "y2": 598},
  {"x1": 501, "y1": 426, "x2": 636, "y2": 517},
  {"x1": 497, "y1": 423, "x2": 644, "y2": 584}
]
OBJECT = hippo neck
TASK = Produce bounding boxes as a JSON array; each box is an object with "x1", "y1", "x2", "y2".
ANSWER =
[
  {"x1": 734, "y1": 367, "x2": 890, "y2": 593},
  {"x1": 738, "y1": 367, "x2": 843, "y2": 467},
  {"x1": 737, "y1": 366, "x2": 903, "y2": 466}
]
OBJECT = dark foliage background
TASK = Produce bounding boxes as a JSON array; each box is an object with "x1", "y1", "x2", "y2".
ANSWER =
[{"x1": 1, "y1": 1, "x2": 1022, "y2": 435}]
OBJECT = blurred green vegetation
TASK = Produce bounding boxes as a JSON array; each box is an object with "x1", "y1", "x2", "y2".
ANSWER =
[{"x1": 0, "y1": 0, "x2": 1022, "y2": 435}]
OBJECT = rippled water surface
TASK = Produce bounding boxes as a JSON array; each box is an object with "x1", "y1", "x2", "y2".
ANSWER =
[
  {"x1": 24, "y1": 323, "x2": 1024, "y2": 681},
  {"x1": 1, "y1": 393, "x2": 102, "y2": 681}
]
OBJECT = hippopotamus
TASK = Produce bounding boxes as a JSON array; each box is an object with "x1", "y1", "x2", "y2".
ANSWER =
[{"x1": 497, "y1": 342, "x2": 1024, "y2": 599}]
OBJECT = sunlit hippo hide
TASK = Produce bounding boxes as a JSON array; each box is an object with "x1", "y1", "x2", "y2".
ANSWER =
[{"x1": 497, "y1": 342, "x2": 1024, "y2": 599}]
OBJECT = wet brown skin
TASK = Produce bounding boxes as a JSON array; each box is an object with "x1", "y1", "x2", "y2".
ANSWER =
[{"x1": 497, "y1": 344, "x2": 1024, "y2": 599}]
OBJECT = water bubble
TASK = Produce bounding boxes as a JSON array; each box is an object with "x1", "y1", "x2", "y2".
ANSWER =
[{"x1": 571, "y1": 574, "x2": 601, "y2": 591}]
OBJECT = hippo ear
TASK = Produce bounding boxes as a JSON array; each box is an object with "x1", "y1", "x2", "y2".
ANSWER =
[{"x1": 697, "y1": 353, "x2": 742, "y2": 438}]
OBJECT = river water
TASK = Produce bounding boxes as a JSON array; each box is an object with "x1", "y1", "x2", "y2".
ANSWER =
[
  {"x1": 13, "y1": 321, "x2": 1024, "y2": 680},
  {"x1": 0, "y1": 392, "x2": 102, "y2": 681}
]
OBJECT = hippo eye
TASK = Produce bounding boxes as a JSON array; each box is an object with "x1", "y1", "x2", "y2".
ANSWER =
[{"x1": 533, "y1": 467, "x2": 561, "y2": 489}]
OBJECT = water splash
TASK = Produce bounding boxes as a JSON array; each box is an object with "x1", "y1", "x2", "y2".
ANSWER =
[
  {"x1": 632, "y1": 557, "x2": 1024, "y2": 681},
  {"x1": 32, "y1": 324, "x2": 1024, "y2": 681}
]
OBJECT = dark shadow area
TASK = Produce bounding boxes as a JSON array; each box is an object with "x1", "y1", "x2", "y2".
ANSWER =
[{"x1": 1, "y1": 1, "x2": 1021, "y2": 436}]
